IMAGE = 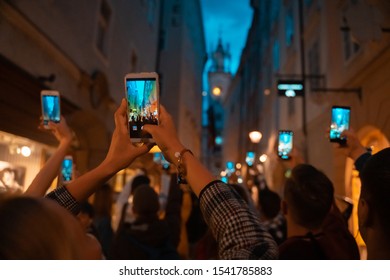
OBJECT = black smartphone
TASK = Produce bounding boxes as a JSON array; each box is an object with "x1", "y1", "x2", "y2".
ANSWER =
[
  {"x1": 61, "y1": 156, "x2": 73, "y2": 184},
  {"x1": 278, "y1": 130, "x2": 293, "y2": 160},
  {"x1": 124, "y1": 72, "x2": 159, "y2": 143},
  {"x1": 41, "y1": 90, "x2": 61, "y2": 128},
  {"x1": 330, "y1": 106, "x2": 350, "y2": 144}
]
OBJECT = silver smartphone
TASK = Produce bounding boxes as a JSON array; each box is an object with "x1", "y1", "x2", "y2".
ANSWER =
[
  {"x1": 124, "y1": 72, "x2": 160, "y2": 143},
  {"x1": 40, "y1": 90, "x2": 61, "y2": 128}
]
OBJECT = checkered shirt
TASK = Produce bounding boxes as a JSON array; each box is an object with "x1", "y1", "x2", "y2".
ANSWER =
[{"x1": 199, "y1": 180, "x2": 278, "y2": 260}]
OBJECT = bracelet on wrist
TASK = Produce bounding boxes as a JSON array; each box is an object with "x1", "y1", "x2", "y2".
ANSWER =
[{"x1": 174, "y1": 148, "x2": 193, "y2": 184}]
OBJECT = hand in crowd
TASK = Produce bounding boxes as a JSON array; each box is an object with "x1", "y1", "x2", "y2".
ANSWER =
[
  {"x1": 65, "y1": 99, "x2": 152, "y2": 202},
  {"x1": 144, "y1": 105, "x2": 215, "y2": 196},
  {"x1": 25, "y1": 117, "x2": 73, "y2": 197},
  {"x1": 339, "y1": 128, "x2": 367, "y2": 161},
  {"x1": 143, "y1": 105, "x2": 184, "y2": 163}
]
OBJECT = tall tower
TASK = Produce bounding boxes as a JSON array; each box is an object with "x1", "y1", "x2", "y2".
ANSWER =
[{"x1": 202, "y1": 37, "x2": 232, "y2": 173}]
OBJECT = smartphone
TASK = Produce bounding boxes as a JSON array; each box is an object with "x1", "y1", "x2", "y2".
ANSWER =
[
  {"x1": 124, "y1": 72, "x2": 159, "y2": 143},
  {"x1": 246, "y1": 151, "x2": 255, "y2": 167},
  {"x1": 41, "y1": 90, "x2": 61, "y2": 128},
  {"x1": 153, "y1": 152, "x2": 170, "y2": 170},
  {"x1": 278, "y1": 130, "x2": 293, "y2": 160},
  {"x1": 61, "y1": 156, "x2": 73, "y2": 184},
  {"x1": 330, "y1": 106, "x2": 350, "y2": 143}
]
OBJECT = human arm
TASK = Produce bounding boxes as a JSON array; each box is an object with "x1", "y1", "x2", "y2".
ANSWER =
[
  {"x1": 143, "y1": 106, "x2": 278, "y2": 259},
  {"x1": 24, "y1": 117, "x2": 73, "y2": 197},
  {"x1": 338, "y1": 129, "x2": 371, "y2": 172},
  {"x1": 46, "y1": 99, "x2": 151, "y2": 212}
]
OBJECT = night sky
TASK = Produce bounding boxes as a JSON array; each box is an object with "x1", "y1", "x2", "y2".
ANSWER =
[{"x1": 201, "y1": 0, "x2": 253, "y2": 75}]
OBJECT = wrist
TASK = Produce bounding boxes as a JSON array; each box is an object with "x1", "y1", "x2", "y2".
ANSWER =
[{"x1": 349, "y1": 146, "x2": 368, "y2": 161}]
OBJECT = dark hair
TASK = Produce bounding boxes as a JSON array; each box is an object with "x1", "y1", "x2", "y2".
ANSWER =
[
  {"x1": 284, "y1": 164, "x2": 334, "y2": 229},
  {"x1": 259, "y1": 189, "x2": 281, "y2": 219},
  {"x1": 360, "y1": 147, "x2": 390, "y2": 236},
  {"x1": 0, "y1": 196, "x2": 74, "y2": 259},
  {"x1": 131, "y1": 175, "x2": 150, "y2": 195},
  {"x1": 132, "y1": 185, "x2": 159, "y2": 217}
]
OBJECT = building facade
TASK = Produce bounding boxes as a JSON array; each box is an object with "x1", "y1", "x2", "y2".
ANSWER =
[
  {"x1": 223, "y1": 0, "x2": 390, "y2": 254},
  {"x1": 0, "y1": 0, "x2": 205, "y2": 191}
]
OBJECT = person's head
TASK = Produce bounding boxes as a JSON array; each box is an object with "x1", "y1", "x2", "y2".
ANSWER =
[
  {"x1": 131, "y1": 175, "x2": 150, "y2": 196},
  {"x1": 358, "y1": 147, "x2": 390, "y2": 247},
  {"x1": 0, "y1": 195, "x2": 101, "y2": 259},
  {"x1": 132, "y1": 185, "x2": 159, "y2": 219},
  {"x1": 283, "y1": 164, "x2": 334, "y2": 231},
  {"x1": 259, "y1": 189, "x2": 281, "y2": 220}
]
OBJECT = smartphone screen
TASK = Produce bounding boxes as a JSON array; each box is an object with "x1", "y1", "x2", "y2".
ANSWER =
[
  {"x1": 278, "y1": 130, "x2": 293, "y2": 160},
  {"x1": 246, "y1": 151, "x2": 255, "y2": 166},
  {"x1": 61, "y1": 156, "x2": 73, "y2": 184},
  {"x1": 330, "y1": 106, "x2": 350, "y2": 143},
  {"x1": 41, "y1": 90, "x2": 61, "y2": 127},
  {"x1": 125, "y1": 73, "x2": 159, "y2": 142}
]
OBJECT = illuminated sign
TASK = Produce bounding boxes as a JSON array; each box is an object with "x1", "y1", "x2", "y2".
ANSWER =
[{"x1": 277, "y1": 80, "x2": 304, "y2": 97}]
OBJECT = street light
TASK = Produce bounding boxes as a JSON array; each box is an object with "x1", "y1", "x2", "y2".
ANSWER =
[{"x1": 249, "y1": 130, "x2": 262, "y2": 144}]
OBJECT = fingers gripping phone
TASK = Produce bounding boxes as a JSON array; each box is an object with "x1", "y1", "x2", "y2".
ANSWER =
[
  {"x1": 329, "y1": 106, "x2": 350, "y2": 144},
  {"x1": 278, "y1": 130, "x2": 293, "y2": 160},
  {"x1": 41, "y1": 90, "x2": 61, "y2": 128},
  {"x1": 61, "y1": 156, "x2": 73, "y2": 184},
  {"x1": 124, "y1": 72, "x2": 160, "y2": 143}
]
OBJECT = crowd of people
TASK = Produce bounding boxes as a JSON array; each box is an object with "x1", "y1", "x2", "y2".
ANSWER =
[{"x1": 0, "y1": 98, "x2": 389, "y2": 260}]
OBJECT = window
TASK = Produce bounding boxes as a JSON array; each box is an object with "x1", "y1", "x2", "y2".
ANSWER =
[
  {"x1": 285, "y1": 8, "x2": 294, "y2": 47},
  {"x1": 96, "y1": 0, "x2": 111, "y2": 57}
]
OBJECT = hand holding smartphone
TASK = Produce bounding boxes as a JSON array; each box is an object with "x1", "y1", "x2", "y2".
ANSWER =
[
  {"x1": 278, "y1": 130, "x2": 293, "y2": 160},
  {"x1": 41, "y1": 90, "x2": 61, "y2": 128},
  {"x1": 124, "y1": 72, "x2": 160, "y2": 143},
  {"x1": 329, "y1": 106, "x2": 350, "y2": 144}
]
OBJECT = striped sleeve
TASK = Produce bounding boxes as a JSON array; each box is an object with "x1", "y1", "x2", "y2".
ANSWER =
[{"x1": 199, "y1": 180, "x2": 278, "y2": 260}]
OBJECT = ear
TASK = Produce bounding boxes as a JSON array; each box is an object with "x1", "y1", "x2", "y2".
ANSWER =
[{"x1": 281, "y1": 199, "x2": 288, "y2": 216}]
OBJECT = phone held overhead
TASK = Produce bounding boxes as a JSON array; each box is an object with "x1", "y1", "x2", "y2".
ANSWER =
[
  {"x1": 41, "y1": 90, "x2": 61, "y2": 128},
  {"x1": 61, "y1": 155, "x2": 73, "y2": 185},
  {"x1": 124, "y1": 72, "x2": 160, "y2": 143},
  {"x1": 278, "y1": 130, "x2": 293, "y2": 160},
  {"x1": 329, "y1": 106, "x2": 350, "y2": 144}
]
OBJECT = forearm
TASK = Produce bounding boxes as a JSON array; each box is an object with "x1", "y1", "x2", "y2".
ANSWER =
[
  {"x1": 165, "y1": 142, "x2": 215, "y2": 197},
  {"x1": 25, "y1": 140, "x2": 71, "y2": 197},
  {"x1": 64, "y1": 159, "x2": 119, "y2": 202}
]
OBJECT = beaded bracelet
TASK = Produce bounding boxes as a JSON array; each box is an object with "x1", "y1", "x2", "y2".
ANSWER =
[{"x1": 174, "y1": 148, "x2": 193, "y2": 184}]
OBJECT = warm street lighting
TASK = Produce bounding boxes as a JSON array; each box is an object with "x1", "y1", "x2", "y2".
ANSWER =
[
  {"x1": 249, "y1": 130, "x2": 262, "y2": 143},
  {"x1": 259, "y1": 154, "x2": 268, "y2": 163},
  {"x1": 212, "y1": 86, "x2": 221, "y2": 96}
]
